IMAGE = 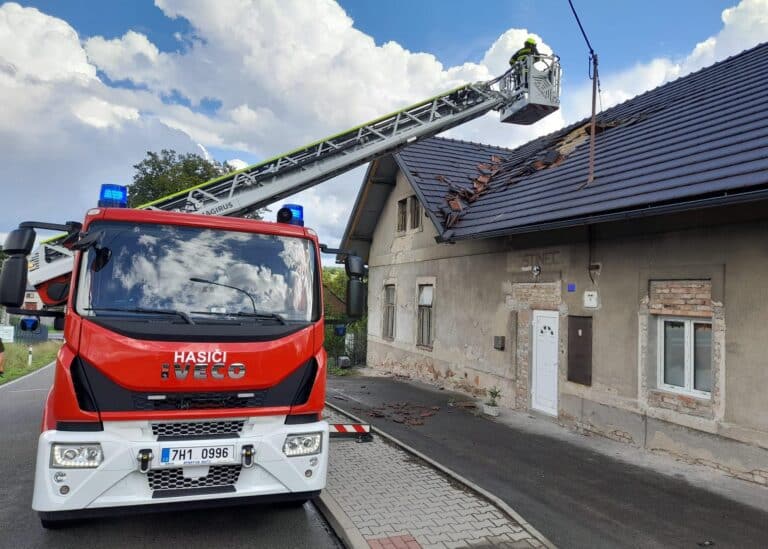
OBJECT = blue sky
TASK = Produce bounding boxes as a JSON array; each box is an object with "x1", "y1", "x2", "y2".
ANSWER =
[
  {"x1": 1, "y1": 0, "x2": 765, "y2": 245},
  {"x1": 338, "y1": 0, "x2": 734, "y2": 72},
  {"x1": 20, "y1": 0, "x2": 734, "y2": 73}
]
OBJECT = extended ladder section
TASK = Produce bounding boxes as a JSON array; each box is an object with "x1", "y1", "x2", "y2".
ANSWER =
[
  {"x1": 27, "y1": 60, "x2": 561, "y2": 292},
  {"x1": 142, "y1": 80, "x2": 508, "y2": 217}
]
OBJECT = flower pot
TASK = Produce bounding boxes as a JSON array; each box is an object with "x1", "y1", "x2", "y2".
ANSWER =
[{"x1": 483, "y1": 403, "x2": 500, "y2": 417}]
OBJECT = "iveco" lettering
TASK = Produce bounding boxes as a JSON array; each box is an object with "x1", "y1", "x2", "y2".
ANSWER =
[{"x1": 161, "y1": 361, "x2": 246, "y2": 381}]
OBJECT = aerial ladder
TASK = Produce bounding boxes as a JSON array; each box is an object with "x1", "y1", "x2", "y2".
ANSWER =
[{"x1": 27, "y1": 56, "x2": 561, "y2": 307}]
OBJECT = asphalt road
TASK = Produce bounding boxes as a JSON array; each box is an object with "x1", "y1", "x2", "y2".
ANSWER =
[
  {"x1": 329, "y1": 375, "x2": 768, "y2": 549},
  {"x1": 0, "y1": 365, "x2": 342, "y2": 549}
]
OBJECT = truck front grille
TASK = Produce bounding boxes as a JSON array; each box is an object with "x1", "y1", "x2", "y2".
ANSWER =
[
  {"x1": 132, "y1": 390, "x2": 266, "y2": 411},
  {"x1": 151, "y1": 420, "x2": 245, "y2": 440},
  {"x1": 148, "y1": 465, "x2": 242, "y2": 498}
]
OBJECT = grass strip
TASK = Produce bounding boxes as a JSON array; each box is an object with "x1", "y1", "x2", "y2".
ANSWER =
[{"x1": 1, "y1": 341, "x2": 62, "y2": 385}]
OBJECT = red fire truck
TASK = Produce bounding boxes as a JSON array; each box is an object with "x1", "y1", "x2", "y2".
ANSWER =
[{"x1": 1, "y1": 202, "x2": 365, "y2": 527}]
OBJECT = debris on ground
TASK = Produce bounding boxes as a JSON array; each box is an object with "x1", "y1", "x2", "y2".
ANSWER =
[
  {"x1": 362, "y1": 401, "x2": 444, "y2": 426},
  {"x1": 448, "y1": 400, "x2": 477, "y2": 409}
]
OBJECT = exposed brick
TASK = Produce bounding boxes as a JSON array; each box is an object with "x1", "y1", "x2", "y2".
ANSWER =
[{"x1": 649, "y1": 280, "x2": 712, "y2": 317}]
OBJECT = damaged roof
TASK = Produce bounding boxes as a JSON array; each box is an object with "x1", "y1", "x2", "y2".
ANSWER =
[{"x1": 342, "y1": 41, "x2": 768, "y2": 251}]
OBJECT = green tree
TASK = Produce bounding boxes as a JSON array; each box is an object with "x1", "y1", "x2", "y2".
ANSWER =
[
  {"x1": 322, "y1": 266, "x2": 347, "y2": 301},
  {"x1": 127, "y1": 149, "x2": 228, "y2": 207}
]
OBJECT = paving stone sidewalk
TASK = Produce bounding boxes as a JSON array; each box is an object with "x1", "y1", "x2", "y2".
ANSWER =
[{"x1": 322, "y1": 408, "x2": 549, "y2": 549}]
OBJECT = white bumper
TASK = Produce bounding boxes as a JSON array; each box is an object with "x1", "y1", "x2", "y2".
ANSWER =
[{"x1": 32, "y1": 417, "x2": 328, "y2": 512}]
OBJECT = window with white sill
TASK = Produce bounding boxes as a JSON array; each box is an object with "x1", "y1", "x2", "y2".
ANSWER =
[{"x1": 657, "y1": 317, "x2": 712, "y2": 397}]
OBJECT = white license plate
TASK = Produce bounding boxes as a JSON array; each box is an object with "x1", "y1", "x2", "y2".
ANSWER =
[{"x1": 160, "y1": 445, "x2": 235, "y2": 466}]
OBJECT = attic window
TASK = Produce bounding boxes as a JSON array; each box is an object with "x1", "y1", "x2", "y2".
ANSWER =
[
  {"x1": 409, "y1": 196, "x2": 421, "y2": 229},
  {"x1": 397, "y1": 199, "x2": 407, "y2": 232}
]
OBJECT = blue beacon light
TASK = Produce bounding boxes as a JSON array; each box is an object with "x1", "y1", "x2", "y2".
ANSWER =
[
  {"x1": 98, "y1": 184, "x2": 128, "y2": 208},
  {"x1": 279, "y1": 203, "x2": 304, "y2": 226}
]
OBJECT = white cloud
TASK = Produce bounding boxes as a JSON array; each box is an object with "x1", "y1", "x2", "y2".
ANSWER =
[
  {"x1": 0, "y1": 2, "x2": 199, "y2": 230},
  {"x1": 1, "y1": 0, "x2": 767, "y2": 252},
  {"x1": 684, "y1": 0, "x2": 768, "y2": 71},
  {"x1": 226, "y1": 159, "x2": 249, "y2": 171},
  {"x1": 85, "y1": 30, "x2": 162, "y2": 80},
  {"x1": 0, "y1": 2, "x2": 95, "y2": 83},
  {"x1": 563, "y1": 0, "x2": 768, "y2": 122},
  {"x1": 72, "y1": 97, "x2": 140, "y2": 128}
]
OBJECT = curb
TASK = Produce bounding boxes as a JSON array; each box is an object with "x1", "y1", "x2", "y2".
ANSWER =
[
  {"x1": 324, "y1": 400, "x2": 556, "y2": 549},
  {"x1": 315, "y1": 490, "x2": 369, "y2": 549},
  {"x1": 0, "y1": 362, "x2": 54, "y2": 390}
]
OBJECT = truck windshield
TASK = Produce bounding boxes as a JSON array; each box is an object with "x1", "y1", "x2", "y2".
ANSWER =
[{"x1": 75, "y1": 221, "x2": 317, "y2": 323}]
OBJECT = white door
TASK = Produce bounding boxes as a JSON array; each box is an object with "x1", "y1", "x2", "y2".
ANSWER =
[{"x1": 532, "y1": 310, "x2": 559, "y2": 416}]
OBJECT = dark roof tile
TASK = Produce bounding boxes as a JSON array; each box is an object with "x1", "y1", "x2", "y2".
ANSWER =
[{"x1": 395, "y1": 42, "x2": 768, "y2": 240}]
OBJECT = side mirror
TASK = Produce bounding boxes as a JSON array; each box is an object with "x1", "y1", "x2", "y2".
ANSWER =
[
  {"x1": 0, "y1": 227, "x2": 36, "y2": 307},
  {"x1": 3, "y1": 227, "x2": 36, "y2": 255},
  {"x1": 0, "y1": 255, "x2": 29, "y2": 307},
  {"x1": 346, "y1": 278, "x2": 365, "y2": 319},
  {"x1": 345, "y1": 255, "x2": 366, "y2": 278}
]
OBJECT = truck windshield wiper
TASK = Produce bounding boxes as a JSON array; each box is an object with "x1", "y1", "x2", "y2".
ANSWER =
[
  {"x1": 190, "y1": 310, "x2": 287, "y2": 325},
  {"x1": 189, "y1": 277, "x2": 259, "y2": 313},
  {"x1": 235, "y1": 311, "x2": 287, "y2": 325},
  {"x1": 84, "y1": 307, "x2": 195, "y2": 325}
]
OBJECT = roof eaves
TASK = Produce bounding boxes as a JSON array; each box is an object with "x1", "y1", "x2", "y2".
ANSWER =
[
  {"x1": 337, "y1": 158, "x2": 387, "y2": 263},
  {"x1": 450, "y1": 185, "x2": 768, "y2": 241}
]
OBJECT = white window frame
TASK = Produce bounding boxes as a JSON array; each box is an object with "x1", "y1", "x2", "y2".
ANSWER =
[{"x1": 656, "y1": 316, "x2": 712, "y2": 398}]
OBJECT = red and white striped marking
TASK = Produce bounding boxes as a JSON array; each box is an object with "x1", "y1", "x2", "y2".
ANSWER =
[{"x1": 329, "y1": 423, "x2": 370, "y2": 434}]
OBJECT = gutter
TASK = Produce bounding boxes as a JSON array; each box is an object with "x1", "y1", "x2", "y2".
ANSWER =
[{"x1": 439, "y1": 186, "x2": 768, "y2": 242}]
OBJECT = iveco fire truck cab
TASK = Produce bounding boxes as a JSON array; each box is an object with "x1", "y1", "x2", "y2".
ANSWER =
[{"x1": 0, "y1": 196, "x2": 365, "y2": 527}]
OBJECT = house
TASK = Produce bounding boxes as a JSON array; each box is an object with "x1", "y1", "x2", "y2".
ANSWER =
[
  {"x1": 339, "y1": 43, "x2": 768, "y2": 484},
  {"x1": 23, "y1": 284, "x2": 42, "y2": 311}
]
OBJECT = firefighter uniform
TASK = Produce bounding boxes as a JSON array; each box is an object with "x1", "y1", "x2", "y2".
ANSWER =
[{"x1": 509, "y1": 38, "x2": 540, "y2": 66}]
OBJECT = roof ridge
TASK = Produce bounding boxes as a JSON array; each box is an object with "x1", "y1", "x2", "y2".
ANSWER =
[
  {"x1": 572, "y1": 41, "x2": 768, "y2": 134},
  {"x1": 427, "y1": 135, "x2": 517, "y2": 152}
]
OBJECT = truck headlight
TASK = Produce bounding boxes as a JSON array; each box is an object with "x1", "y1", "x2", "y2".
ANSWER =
[
  {"x1": 283, "y1": 433, "x2": 322, "y2": 457},
  {"x1": 51, "y1": 444, "x2": 103, "y2": 468}
]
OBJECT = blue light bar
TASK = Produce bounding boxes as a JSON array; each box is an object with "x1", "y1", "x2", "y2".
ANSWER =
[
  {"x1": 282, "y1": 203, "x2": 304, "y2": 226},
  {"x1": 98, "y1": 184, "x2": 128, "y2": 208}
]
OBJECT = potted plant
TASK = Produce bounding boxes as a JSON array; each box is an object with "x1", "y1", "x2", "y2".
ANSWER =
[{"x1": 483, "y1": 386, "x2": 502, "y2": 417}]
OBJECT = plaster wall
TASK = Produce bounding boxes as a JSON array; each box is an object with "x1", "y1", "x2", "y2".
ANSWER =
[{"x1": 364, "y1": 170, "x2": 768, "y2": 480}]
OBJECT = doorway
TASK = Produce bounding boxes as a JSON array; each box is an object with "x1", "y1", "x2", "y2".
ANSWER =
[{"x1": 532, "y1": 310, "x2": 559, "y2": 416}]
